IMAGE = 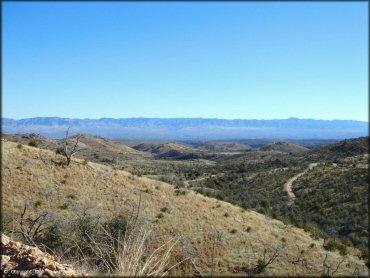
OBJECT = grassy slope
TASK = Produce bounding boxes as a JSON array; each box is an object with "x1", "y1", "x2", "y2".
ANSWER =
[{"x1": 2, "y1": 141, "x2": 368, "y2": 276}]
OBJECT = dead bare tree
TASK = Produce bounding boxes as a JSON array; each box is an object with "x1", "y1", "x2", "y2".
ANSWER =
[
  {"x1": 319, "y1": 253, "x2": 346, "y2": 277},
  {"x1": 58, "y1": 127, "x2": 82, "y2": 166},
  {"x1": 288, "y1": 247, "x2": 309, "y2": 275},
  {"x1": 242, "y1": 243, "x2": 284, "y2": 275},
  {"x1": 255, "y1": 245, "x2": 282, "y2": 274},
  {"x1": 14, "y1": 205, "x2": 53, "y2": 243}
]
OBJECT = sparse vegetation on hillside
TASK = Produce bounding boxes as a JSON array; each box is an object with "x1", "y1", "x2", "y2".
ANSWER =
[
  {"x1": 291, "y1": 164, "x2": 368, "y2": 259},
  {"x1": 2, "y1": 135, "x2": 369, "y2": 276}
]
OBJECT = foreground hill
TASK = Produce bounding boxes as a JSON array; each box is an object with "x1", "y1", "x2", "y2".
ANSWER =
[{"x1": 2, "y1": 141, "x2": 368, "y2": 276}]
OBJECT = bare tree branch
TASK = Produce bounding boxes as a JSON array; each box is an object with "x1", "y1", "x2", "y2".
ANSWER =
[{"x1": 59, "y1": 126, "x2": 82, "y2": 166}]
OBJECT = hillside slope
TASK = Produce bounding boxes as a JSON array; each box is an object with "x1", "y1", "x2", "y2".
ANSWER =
[
  {"x1": 260, "y1": 142, "x2": 310, "y2": 154},
  {"x1": 132, "y1": 142, "x2": 206, "y2": 159},
  {"x1": 2, "y1": 141, "x2": 368, "y2": 276},
  {"x1": 308, "y1": 137, "x2": 369, "y2": 161}
]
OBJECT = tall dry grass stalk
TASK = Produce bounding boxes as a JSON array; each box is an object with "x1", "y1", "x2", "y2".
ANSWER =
[
  {"x1": 116, "y1": 227, "x2": 182, "y2": 276},
  {"x1": 84, "y1": 224, "x2": 183, "y2": 276}
]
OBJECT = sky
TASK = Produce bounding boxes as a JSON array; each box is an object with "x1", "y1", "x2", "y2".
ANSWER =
[{"x1": 3, "y1": 2, "x2": 368, "y2": 121}]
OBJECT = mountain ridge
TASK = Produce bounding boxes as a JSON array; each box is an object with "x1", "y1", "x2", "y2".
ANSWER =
[{"x1": 3, "y1": 117, "x2": 368, "y2": 140}]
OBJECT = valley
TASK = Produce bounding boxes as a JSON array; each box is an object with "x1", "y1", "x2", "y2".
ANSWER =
[{"x1": 2, "y1": 133, "x2": 369, "y2": 276}]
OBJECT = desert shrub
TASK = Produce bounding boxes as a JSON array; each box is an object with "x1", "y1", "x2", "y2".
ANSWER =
[
  {"x1": 34, "y1": 200, "x2": 43, "y2": 208},
  {"x1": 28, "y1": 140, "x2": 38, "y2": 147},
  {"x1": 338, "y1": 244, "x2": 347, "y2": 256},
  {"x1": 13, "y1": 204, "x2": 178, "y2": 275},
  {"x1": 246, "y1": 226, "x2": 251, "y2": 233},
  {"x1": 230, "y1": 229, "x2": 237, "y2": 234},
  {"x1": 104, "y1": 213, "x2": 129, "y2": 241},
  {"x1": 309, "y1": 243, "x2": 315, "y2": 248},
  {"x1": 56, "y1": 148, "x2": 65, "y2": 155},
  {"x1": 160, "y1": 207, "x2": 170, "y2": 213},
  {"x1": 59, "y1": 203, "x2": 68, "y2": 210},
  {"x1": 324, "y1": 238, "x2": 341, "y2": 251},
  {"x1": 67, "y1": 193, "x2": 76, "y2": 199},
  {"x1": 223, "y1": 212, "x2": 229, "y2": 217},
  {"x1": 174, "y1": 189, "x2": 187, "y2": 196},
  {"x1": 156, "y1": 213, "x2": 164, "y2": 219},
  {"x1": 255, "y1": 259, "x2": 267, "y2": 274},
  {"x1": 305, "y1": 223, "x2": 321, "y2": 240},
  {"x1": 16, "y1": 143, "x2": 23, "y2": 149},
  {"x1": 215, "y1": 193, "x2": 225, "y2": 201}
]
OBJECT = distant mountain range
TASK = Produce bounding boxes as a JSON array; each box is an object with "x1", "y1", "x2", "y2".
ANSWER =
[{"x1": 2, "y1": 117, "x2": 368, "y2": 140}]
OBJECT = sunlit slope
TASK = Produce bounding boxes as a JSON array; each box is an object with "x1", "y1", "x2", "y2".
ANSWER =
[{"x1": 2, "y1": 141, "x2": 367, "y2": 276}]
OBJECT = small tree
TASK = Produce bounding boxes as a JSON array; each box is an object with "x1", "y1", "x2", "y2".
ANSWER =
[{"x1": 57, "y1": 127, "x2": 82, "y2": 166}]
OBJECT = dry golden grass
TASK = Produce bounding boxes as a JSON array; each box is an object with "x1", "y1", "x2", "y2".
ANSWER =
[{"x1": 2, "y1": 141, "x2": 368, "y2": 276}]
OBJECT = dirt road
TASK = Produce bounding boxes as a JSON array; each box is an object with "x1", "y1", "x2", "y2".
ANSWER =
[{"x1": 284, "y1": 163, "x2": 318, "y2": 204}]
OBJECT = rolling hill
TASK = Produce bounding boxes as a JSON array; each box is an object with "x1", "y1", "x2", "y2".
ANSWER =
[
  {"x1": 132, "y1": 142, "x2": 206, "y2": 159},
  {"x1": 260, "y1": 141, "x2": 310, "y2": 154},
  {"x1": 307, "y1": 137, "x2": 369, "y2": 161},
  {"x1": 2, "y1": 140, "x2": 368, "y2": 276}
]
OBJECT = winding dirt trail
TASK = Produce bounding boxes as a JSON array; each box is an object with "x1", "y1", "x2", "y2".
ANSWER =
[{"x1": 285, "y1": 163, "x2": 318, "y2": 204}]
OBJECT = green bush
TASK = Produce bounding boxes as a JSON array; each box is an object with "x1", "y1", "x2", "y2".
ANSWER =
[
  {"x1": 59, "y1": 203, "x2": 68, "y2": 210},
  {"x1": 17, "y1": 144, "x2": 23, "y2": 149},
  {"x1": 28, "y1": 140, "x2": 38, "y2": 147},
  {"x1": 160, "y1": 207, "x2": 170, "y2": 213},
  {"x1": 56, "y1": 148, "x2": 65, "y2": 155},
  {"x1": 67, "y1": 193, "x2": 76, "y2": 200},
  {"x1": 104, "y1": 213, "x2": 129, "y2": 240},
  {"x1": 174, "y1": 189, "x2": 187, "y2": 196},
  {"x1": 338, "y1": 243, "x2": 347, "y2": 256},
  {"x1": 34, "y1": 200, "x2": 43, "y2": 208},
  {"x1": 324, "y1": 238, "x2": 341, "y2": 251}
]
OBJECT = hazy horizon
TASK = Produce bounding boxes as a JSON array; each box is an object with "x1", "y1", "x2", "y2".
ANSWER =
[{"x1": 3, "y1": 116, "x2": 368, "y2": 122}]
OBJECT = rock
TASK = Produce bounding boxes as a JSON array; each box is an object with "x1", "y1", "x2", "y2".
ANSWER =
[
  {"x1": 1, "y1": 255, "x2": 10, "y2": 266},
  {"x1": 1, "y1": 235, "x2": 10, "y2": 245},
  {"x1": 0, "y1": 233, "x2": 82, "y2": 277}
]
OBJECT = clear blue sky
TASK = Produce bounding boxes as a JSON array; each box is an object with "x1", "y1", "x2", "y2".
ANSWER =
[{"x1": 3, "y1": 2, "x2": 368, "y2": 121}]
